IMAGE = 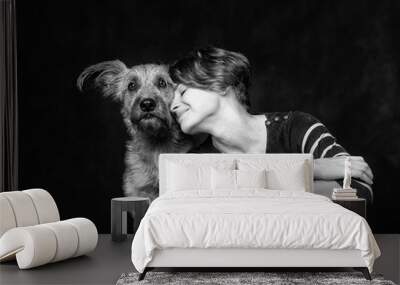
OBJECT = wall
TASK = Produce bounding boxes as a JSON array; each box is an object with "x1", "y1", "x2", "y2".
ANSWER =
[{"x1": 17, "y1": 0, "x2": 400, "y2": 233}]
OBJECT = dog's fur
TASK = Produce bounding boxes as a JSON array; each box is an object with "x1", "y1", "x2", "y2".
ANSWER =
[{"x1": 77, "y1": 60, "x2": 196, "y2": 201}]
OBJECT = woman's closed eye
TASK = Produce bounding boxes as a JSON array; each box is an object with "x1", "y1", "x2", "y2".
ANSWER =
[{"x1": 176, "y1": 84, "x2": 188, "y2": 97}]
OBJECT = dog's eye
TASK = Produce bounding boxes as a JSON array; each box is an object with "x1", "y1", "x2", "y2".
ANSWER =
[
  {"x1": 158, "y1": 78, "x2": 167, "y2": 89},
  {"x1": 128, "y1": 81, "x2": 136, "y2": 91}
]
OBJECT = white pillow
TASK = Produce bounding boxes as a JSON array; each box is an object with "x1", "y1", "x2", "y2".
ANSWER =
[
  {"x1": 211, "y1": 168, "x2": 268, "y2": 190},
  {"x1": 166, "y1": 162, "x2": 211, "y2": 191},
  {"x1": 211, "y1": 168, "x2": 236, "y2": 190},
  {"x1": 165, "y1": 159, "x2": 236, "y2": 192},
  {"x1": 236, "y1": 169, "x2": 268, "y2": 189},
  {"x1": 237, "y1": 159, "x2": 308, "y2": 191},
  {"x1": 165, "y1": 158, "x2": 236, "y2": 170}
]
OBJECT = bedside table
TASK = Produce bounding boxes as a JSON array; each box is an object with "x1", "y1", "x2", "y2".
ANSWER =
[
  {"x1": 332, "y1": 198, "x2": 366, "y2": 219},
  {"x1": 111, "y1": 197, "x2": 150, "y2": 242}
]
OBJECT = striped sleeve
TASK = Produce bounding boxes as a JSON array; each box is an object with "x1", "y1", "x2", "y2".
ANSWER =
[
  {"x1": 288, "y1": 111, "x2": 373, "y2": 203},
  {"x1": 288, "y1": 111, "x2": 349, "y2": 158}
]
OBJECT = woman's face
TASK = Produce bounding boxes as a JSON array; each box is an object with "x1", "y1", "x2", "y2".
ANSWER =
[{"x1": 170, "y1": 84, "x2": 220, "y2": 134}]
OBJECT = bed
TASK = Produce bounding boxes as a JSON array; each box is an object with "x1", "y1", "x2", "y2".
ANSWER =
[{"x1": 131, "y1": 154, "x2": 380, "y2": 280}]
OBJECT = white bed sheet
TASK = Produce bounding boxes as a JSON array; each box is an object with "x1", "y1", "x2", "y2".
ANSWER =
[{"x1": 131, "y1": 190, "x2": 380, "y2": 273}]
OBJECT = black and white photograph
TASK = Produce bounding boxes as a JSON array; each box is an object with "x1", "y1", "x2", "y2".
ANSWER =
[{"x1": 1, "y1": 1, "x2": 399, "y2": 284}]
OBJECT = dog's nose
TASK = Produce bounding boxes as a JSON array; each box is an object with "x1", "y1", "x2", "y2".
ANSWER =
[{"x1": 140, "y1": 99, "x2": 156, "y2": 112}]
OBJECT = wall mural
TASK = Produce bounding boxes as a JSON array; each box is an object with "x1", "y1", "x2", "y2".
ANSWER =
[
  {"x1": 17, "y1": 1, "x2": 400, "y2": 233},
  {"x1": 76, "y1": 49, "x2": 374, "y2": 205},
  {"x1": 77, "y1": 61, "x2": 194, "y2": 201}
]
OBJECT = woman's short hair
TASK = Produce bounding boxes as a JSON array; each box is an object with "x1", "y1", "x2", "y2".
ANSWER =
[{"x1": 169, "y1": 46, "x2": 251, "y2": 109}]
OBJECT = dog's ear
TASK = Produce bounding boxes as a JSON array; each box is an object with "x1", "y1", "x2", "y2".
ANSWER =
[{"x1": 76, "y1": 60, "x2": 127, "y2": 101}]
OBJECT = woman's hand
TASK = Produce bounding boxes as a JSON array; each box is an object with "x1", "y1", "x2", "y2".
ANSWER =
[{"x1": 314, "y1": 156, "x2": 373, "y2": 185}]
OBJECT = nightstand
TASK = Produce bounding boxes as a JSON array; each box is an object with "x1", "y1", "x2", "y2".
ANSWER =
[
  {"x1": 111, "y1": 197, "x2": 150, "y2": 242},
  {"x1": 332, "y1": 198, "x2": 366, "y2": 219}
]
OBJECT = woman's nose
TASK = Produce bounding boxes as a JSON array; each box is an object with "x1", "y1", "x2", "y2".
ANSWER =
[{"x1": 170, "y1": 91, "x2": 181, "y2": 112}]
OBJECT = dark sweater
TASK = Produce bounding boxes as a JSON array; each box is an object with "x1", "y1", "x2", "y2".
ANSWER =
[{"x1": 190, "y1": 111, "x2": 373, "y2": 202}]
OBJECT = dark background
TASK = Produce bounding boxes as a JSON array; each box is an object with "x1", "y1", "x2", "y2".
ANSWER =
[{"x1": 17, "y1": 0, "x2": 400, "y2": 233}]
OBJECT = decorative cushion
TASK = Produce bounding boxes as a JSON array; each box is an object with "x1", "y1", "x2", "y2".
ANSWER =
[
  {"x1": 165, "y1": 159, "x2": 235, "y2": 192},
  {"x1": 211, "y1": 168, "x2": 268, "y2": 190},
  {"x1": 236, "y1": 169, "x2": 268, "y2": 189},
  {"x1": 166, "y1": 162, "x2": 211, "y2": 191},
  {"x1": 211, "y1": 168, "x2": 236, "y2": 190},
  {"x1": 237, "y1": 159, "x2": 308, "y2": 191}
]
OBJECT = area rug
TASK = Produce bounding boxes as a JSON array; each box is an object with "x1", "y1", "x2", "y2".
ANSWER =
[{"x1": 116, "y1": 271, "x2": 396, "y2": 285}]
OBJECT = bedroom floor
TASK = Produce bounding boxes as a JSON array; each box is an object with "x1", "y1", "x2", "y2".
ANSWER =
[{"x1": 0, "y1": 234, "x2": 399, "y2": 285}]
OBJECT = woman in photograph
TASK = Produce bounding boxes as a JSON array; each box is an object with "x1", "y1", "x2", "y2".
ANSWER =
[{"x1": 169, "y1": 46, "x2": 374, "y2": 202}]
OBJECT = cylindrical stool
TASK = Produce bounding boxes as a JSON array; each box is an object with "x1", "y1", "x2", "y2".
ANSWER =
[{"x1": 111, "y1": 197, "x2": 150, "y2": 242}]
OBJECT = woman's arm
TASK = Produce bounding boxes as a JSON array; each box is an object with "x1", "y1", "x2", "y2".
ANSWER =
[
  {"x1": 314, "y1": 156, "x2": 373, "y2": 184},
  {"x1": 314, "y1": 157, "x2": 374, "y2": 202},
  {"x1": 288, "y1": 111, "x2": 374, "y2": 201},
  {"x1": 289, "y1": 112, "x2": 373, "y2": 183}
]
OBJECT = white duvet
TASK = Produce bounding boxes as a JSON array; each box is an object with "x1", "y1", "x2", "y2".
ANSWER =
[{"x1": 131, "y1": 190, "x2": 380, "y2": 273}]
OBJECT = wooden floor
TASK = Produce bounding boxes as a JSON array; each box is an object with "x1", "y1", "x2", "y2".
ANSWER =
[{"x1": 0, "y1": 234, "x2": 399, "y2": 285}]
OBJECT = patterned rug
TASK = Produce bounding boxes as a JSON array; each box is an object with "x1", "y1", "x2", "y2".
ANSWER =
[{"x1": 116, "y1": 271, "x2": 396, "y2": 285}]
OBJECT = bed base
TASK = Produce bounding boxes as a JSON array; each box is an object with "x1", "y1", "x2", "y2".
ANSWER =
[
  {"x1": 138, "y1": 248, "x2": 372, "y2": 281},
  {"x1": 138, "y1": 267, "x2": 371, "y2": 281}
]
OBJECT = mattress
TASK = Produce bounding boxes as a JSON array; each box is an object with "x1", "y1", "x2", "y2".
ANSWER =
[{"x1": 131, "y1": 190, "x2": 380, "y2": 273}]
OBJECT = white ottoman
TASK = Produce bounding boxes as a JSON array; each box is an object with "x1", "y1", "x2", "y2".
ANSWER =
[{"x1": 0, "y1": 189, "x2": 98, "y2": 269}]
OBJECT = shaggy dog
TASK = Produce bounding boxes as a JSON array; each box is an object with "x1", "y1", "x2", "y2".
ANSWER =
[{"x1": 77, "y1": 60, "x2": 197, "y2": 201}]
